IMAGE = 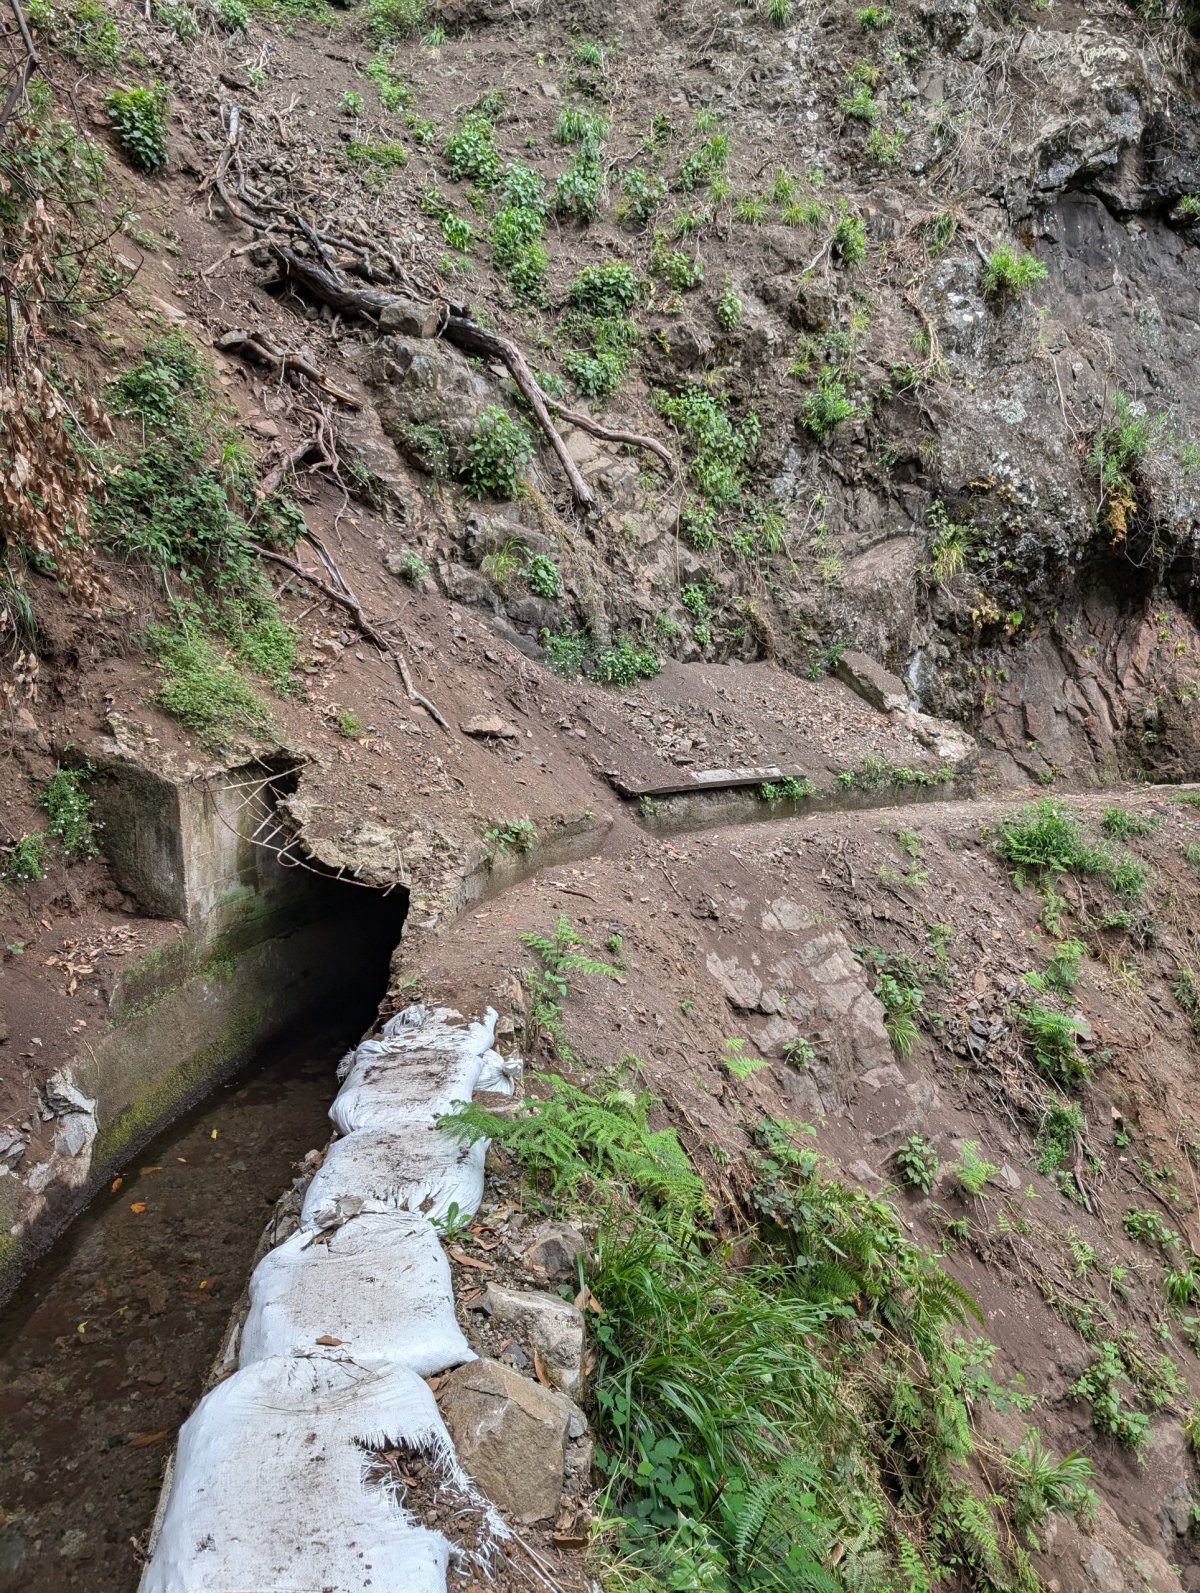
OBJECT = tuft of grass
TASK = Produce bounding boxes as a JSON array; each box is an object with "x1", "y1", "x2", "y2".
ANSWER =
[
  {"x1": 982, "y1": 244, "x2": 1048, "y2": 301},
  {"x1": 1100, "y1": 807, "x2": 1157, "y2": 839}
]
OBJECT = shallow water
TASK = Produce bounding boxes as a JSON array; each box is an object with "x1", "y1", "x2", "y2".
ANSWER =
[{"x1": 0, "y1": 1032, "x2": 340, "y2": 1593}]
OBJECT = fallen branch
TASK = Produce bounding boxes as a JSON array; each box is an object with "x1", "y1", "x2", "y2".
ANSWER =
[
  {"x1": 543, "y1": 398, "x2": 674, "y2": 470},
  {"x1": 249, "y1": 539, "x2": 450, "y2": 730},
  {"x1": 216, "y1": 328, "x2": 361, "y2": 408}
]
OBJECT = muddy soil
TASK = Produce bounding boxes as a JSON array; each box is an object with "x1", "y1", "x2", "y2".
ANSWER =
[{"x1": 0, "y1": 1030, "x2": 339, "y2": 1593}]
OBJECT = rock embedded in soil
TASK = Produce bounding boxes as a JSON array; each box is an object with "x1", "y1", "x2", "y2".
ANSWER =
[
  {"x1": 520, "y1": 1220, "x2": 585, "y2": 1283},
  {"x1": 834, "y1": 650, "x2": 910, "y2": 715},
  {"x1": 481, "y1": 1284, "x2": 585, "y2": 1398},
  {"x1": 438, "y1": 1357, "x2": 587, "y2": 1525}
]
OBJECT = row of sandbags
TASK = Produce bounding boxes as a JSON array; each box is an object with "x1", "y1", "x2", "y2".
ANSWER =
[{"x1": 140, "y1": 1005, "x2": 519, "y2": 1593}]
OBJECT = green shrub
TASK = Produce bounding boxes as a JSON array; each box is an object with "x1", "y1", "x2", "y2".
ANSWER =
[
  {"x1": 995, "y1": 799, "x2": 1145, "y2": 898},
  {"x1": 1035, "y1": 1102, "x2": 1085, "y2": 1174},
  {"x1": 832, "y1": 202, "x2": 867, "y2": 265},
  {"x1": 954, "y1": 1140, "x2": 998, "y2": 1197},
  {"x1": 365, "y1": 0, "x2": 422, "y2": 40},
  {"x1": 857, "y1": 946, "x2": 924, "y2": 1057},
  {"x1": 982, "y1": 244, "x2": 1048, "y2": 300},
  {"x1": 553, "y1": 137, "x2": 604, "y2": 223},
  {"x1": 592, "y1": 637, "x2": 660, "y2": 688},
  {"x1": 618, "y1": 167, "x2": 666, "y2": 226},
  {"x1": 498, "y1": 160, "x2": 546, "y2": 212},
  {"x1": 40, "y1": 766, "x2": 98, "y2": 861},
  {"x1": 1088, "y1": 391, "x2": 1159, "y2": 539},
  {"x1": 655, "y1": 385, "x2": 759, "y2": 510},
  {"x1": 651, "y1": 237, "x2": 704, "y2": 291},
  {"x1": 555, "y1": 106, "x2": 609, "y2": 145},
  {"x1": 339, "y1": 90, "x2": 364, "y2": 117},
  {"x1": 567, "y1": 261, "x2": 640, "y2": 316},
  {"x1": 1071, "y1": 1342, "x2": 1149, "y2": 1451},
  {"x1": 105, "y1": 83, "x2": 168, "y2": 172},
  {"x1": 31, "y1": 0, "x2": 123, "y2": 65},
  {"x1": 444, "y1": 112, "x2": 500, "y2": 186},
  {"x1": 216, "y1": 0, "x2": 248, "y2": 30},
  {"x1": 364, "y1": 49, "x2": 411, "y2": 111},
  {"x1": 397, "y1": 552, "x2": 428, "y2": 584},
  {"x1": 459, "y1": 406, "x2": 535, "y2": 500},
  {"x1": 483, "y1": 816, "x2": 536, "y2": 863},
  {"x1": 801, "y1": 367, "x2": 859, "y2": 438},
  {"x1": 489, "y1": 205, "x2": 547, "y2": 300},
  {"x1": 716, "y1": 273, "x2": 742, "y2": 332},
  {"x1": 336, "y1": 709, "x2": 362, "y2": 738},
  {"x1": 541, "y1": 626, "x2": 587, "y2": 678},
  {"x1": 1017, "y1": 1002, "x2": 1089, "y2": 1086}
]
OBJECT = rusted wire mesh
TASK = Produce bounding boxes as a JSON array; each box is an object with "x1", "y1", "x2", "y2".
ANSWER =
[{"x1": 0, "y1": 0, "x2": 36, "y2": 140}]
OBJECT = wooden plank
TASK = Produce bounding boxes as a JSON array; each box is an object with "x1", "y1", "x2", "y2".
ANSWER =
[{"x1": 608, "y1": 765, "x2": 816, "y2": 800}]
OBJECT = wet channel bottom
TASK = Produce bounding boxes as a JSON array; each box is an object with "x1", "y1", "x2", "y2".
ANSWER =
[{"x1": 0, "y1": 1029, "x2": 341, "y2": 1593}]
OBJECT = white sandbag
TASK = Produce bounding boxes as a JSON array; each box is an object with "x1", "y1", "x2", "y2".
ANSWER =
[
  {"x1": 140, "y1": 1356, "x2": 457, "y2": 1593},
  {"x1": 301, "y1": 1128, "x2": 487, "y2": 1230},
  {"x1": 239, "y1": 1212, "x2": 474, "y2": 1375},
  {"x1": 330, "y1": 1047, "x2": 487, "y2": 1134},
  {"x1": 381, "y1": 1005, "x2": 498, "y2": 1056},
  {"x1": 476, "y1": 1048, "x2": 521, "y2": 1096}
]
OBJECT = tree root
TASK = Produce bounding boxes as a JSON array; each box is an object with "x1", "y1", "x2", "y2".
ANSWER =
[
  {"x1": 266, "y1": 244, "x2": 673, "y2": 511},
  {"x1": 250, "y1": 538, "x2": 450, "y2": 731}
]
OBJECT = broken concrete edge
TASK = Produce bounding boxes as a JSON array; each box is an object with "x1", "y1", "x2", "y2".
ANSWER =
[{"x1": 138, "y1": 1002, "x2": 593, "y2": 1588}]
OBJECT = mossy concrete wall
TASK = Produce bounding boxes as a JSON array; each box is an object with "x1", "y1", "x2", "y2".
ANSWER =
[{"x1": 1, "y1": 754, "x2": 408, "y2": 1303}]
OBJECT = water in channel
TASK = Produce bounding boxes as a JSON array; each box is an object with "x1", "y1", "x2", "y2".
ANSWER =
[{"x1": 0, "y1": 1030, "x2": 342, "y2": 1593}]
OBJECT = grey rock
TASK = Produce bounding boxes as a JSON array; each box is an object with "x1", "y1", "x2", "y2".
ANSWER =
[
  {"x1": 438, "y1": 1357, "x2": 585, "y2": 1524},
  {"x1": 834, "y1": 650, "x2": 909, "y2": 714},
  {"x1": 378, "y1": 295, "x2": 440, "y2": 338},
  {"x1": 522, "y1": 1221, "x2": 586, "y2": 1282},
  {"x1": 461, "y1": 715, "x2": 520, "y2": 740},
  {"x1": 483, "y1": 1284, "x2": 585, "y2": 1398},
  {"x1": 43, "y1": 1069, "x2": 96, "y2": 1119},
  {"x1": 1081, "y1": 1542, "x2": 1124, "y2": 1593}
]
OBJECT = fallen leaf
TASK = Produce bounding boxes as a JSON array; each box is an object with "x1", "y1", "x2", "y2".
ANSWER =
[
  {"x1": 129, "y1": 1201, "x2": 146, "y2": 1214},
  {"x1": 553, "y1": 1531, "x2": 590, "y2": 1550},
  {"x1": 110, "y1": 1176, "x2": 123, "y2": 1192},
  {"x1": 129, "y1": 1430, "x2": 169, "y2": 1448},
  {"x1": 574, "y1": 1286, "x2": 604, "y2": 1315},
  {"x1": 447, "y1": 1249, "x2": 495, "y2": 1271},
  {"x1": 139, "y1": 1166, "x2": 162, "y2": 1176},
  {"x1": 314, "y1": 1334, "x2": 344, "y2": 1346},
  {"x1": 532, "y1": 1349, "x2": 552, "y2": 1389},
  {"x1": 209, "y1": 1129, "x2": 218, "y2": 1140},
  {"x1": 197, "y1": 1280, "x2": 209, "y2": 1290}
]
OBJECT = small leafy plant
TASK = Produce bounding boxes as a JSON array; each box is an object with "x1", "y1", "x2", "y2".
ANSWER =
[
  {"x1": 524, "y1": 554, "x2": 559, "y2": 598},
  {"x1": 105, "y1": 83, "x2": 169, "y2": 172},
  {"x1": 894, "y1": 1134, "x2": 940, "y2": 1194},
  {"x1": 954, "y1": 1140, "x2": 998, "y2": 1198},
  {"x1": 40, "y1": 766, "x2": 98, "y2": 861},
  {"x1": 483, "y1": 817, "x2": 536, "y2": 864},
  {"x1": 2, "y1": 833, "x2": 47, "y2": 886},
  {"x1": 459, "y1": 407, "x2": 535, "y2": 500}
]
